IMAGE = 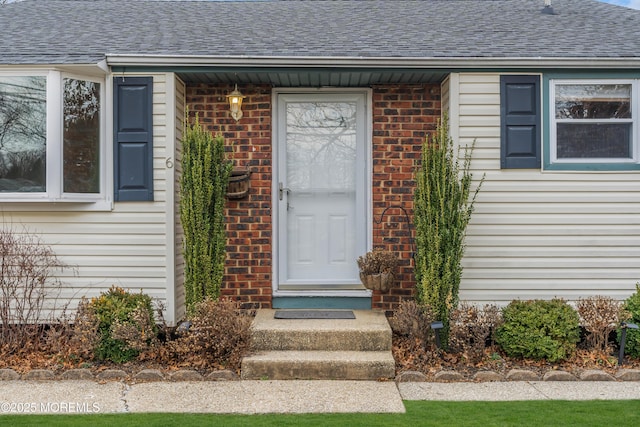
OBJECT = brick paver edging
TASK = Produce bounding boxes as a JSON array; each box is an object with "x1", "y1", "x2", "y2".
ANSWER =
[
  {"x1": 0, "y1": 368, "x2": 239, "y2": 382},
  {"x1": 395, "y1": 368, "x2": 640, "y2": 383},
  {"x1": 1, "y1": 368, "x2": 640, "y2": 383}
]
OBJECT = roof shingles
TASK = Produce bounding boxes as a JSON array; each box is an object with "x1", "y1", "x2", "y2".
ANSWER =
[{"x1": 1, "y1": 0, "x2": 640, "y2": 65}]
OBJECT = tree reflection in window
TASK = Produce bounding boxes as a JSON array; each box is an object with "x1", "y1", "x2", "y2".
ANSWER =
[
  {"x1": 554, "y1": 84, "x2": 633, "y2": 160},
  {"x1": 286, "y1": 102, "x2": 356, "y2": 192},
  {"x1": 63, "y1": 78, "x2": 100, "y2": 193},
  {"x1": 555, "y1": 84, "x2": 631, "y2": 119},
  {"x1": 0, "y1": 76, "x2": 46, "y2": 192}
]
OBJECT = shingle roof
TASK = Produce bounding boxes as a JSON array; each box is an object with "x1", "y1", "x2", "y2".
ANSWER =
[{"x1": 2, "y1": 0, "x2": 640, "y2": 65}]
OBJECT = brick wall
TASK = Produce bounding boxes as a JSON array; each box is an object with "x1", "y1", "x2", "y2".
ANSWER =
[
  {"x1": 371, "y1": 84, "x2": 441, "y2": 310},
  {"x1": 187, "y1": 83, "x2": 273, "y2": 309},
  {"x1": 186, "y1": 83, "x2": 441, "y2": 311}
]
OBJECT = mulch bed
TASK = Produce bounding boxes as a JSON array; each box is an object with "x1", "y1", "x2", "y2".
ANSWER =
[
  {"x1": 2, "y1": 335, "x2": 640, "y2": 380},
  {"x1": 392, "y1": 335, "x2": 640, "y2": 380}
]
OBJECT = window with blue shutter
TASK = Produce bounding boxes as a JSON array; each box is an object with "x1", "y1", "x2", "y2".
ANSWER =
[
  {"x1": 500, "y1": 75, "x2": 541, "y2": 169},
  {"x1": 113, "y1": 76, "x2": 153, "y2": 201}
]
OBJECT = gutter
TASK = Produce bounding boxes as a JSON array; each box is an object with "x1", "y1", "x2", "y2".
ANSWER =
[{"x1": 105, "y1": 54, "x2": 640, "y2": 70}]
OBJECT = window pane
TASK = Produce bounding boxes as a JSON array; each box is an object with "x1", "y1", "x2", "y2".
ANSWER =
[
  {"x1": 557, "y1": 123, "x2": 632, "y2": 159},
  {"x1": 63, "y1": 78, "x2": 100, "y2": 193},
  {"x1": 286, "y1": 102, "x2": 356, "y2": 192},
  {"x1": 555, "y1": 84, "x2": 631, "y2": 119},
  {"x1": 0, "y1": 76, "x2": 47, "y2": 192}
]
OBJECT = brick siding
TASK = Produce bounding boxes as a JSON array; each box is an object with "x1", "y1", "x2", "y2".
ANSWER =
[
  {"x1": 371, "y1": 84, "x2": 440, "y2": 310},
  {"x1": 187, "y1": 83, "x2": 273, "y2": 309},
  {"x1": 186, "y1": 83, "x2": 441, "y2": 311}
]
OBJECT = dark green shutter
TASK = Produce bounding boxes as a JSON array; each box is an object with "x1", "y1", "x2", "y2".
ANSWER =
[
  {"x1": 500, "y1": 75, "x2": 541, "y2": 169},
  {"x1": 113, "y1": 76, "x2": 153, "y2": 201}
]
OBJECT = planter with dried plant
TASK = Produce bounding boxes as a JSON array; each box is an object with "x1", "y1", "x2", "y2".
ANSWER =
[{"x1": 357, "y1": 248, "x2": 398, "y2": 292}]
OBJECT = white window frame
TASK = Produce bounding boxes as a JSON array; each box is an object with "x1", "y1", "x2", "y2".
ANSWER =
[
  {"x1": 0, "y1": 69, "x2": 107, "y2": 205},
  {"x1": 549, "y1": 79, "x2": 639, "y2": 165}
]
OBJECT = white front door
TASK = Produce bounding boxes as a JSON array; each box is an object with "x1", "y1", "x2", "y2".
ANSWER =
[{"x1": 276, "y1": 92, "x2": 368, "y2": 290}]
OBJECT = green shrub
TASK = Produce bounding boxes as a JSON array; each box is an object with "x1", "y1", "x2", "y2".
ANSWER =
[
  {"x1": 495, "y1": 299, "x2": 580, "y2": 362},
  {"x1": 619, "y1": 283, "x2": 640, "y2": 358},
  {"x1": 89, "y1": 286, "x2": 157, "y2": 363}
]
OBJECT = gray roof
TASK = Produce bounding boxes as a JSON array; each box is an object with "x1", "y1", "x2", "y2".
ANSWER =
[{"x1": 2, "y1": 0, "x2": 640, "y2": 66}]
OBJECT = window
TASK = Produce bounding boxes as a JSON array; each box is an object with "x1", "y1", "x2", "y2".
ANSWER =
[
  {"x1": 0, "y1": 71, "x2": 104, "y2": 201},
  {"x1": 550, "y1": 80, "x2": 638, "y2": 167},
  {"x1": 63, "y1": 78, "x2": 101, "y2": 194},
  {"x1": 0, "y1": 76, "x2": 46, "y2": 192}
]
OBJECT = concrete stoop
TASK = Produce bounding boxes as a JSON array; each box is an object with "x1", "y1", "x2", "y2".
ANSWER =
[{"x1": 241, "y1": 309, "x2": 395, "y2": 380}]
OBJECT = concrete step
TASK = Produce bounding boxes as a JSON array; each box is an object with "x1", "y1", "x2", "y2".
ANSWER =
[
  {"x1": 241, "y1": 350, "x2": 396, "y2": 380},
  {"x1": 250, "y1": 309, "x2": 392, "y2": 352}
]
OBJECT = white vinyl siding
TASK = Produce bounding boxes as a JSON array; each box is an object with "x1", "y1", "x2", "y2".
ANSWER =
[
  {"x1": 3, "y1": 73, "x2": 181, "y2": 324},
  {"x1": 445, "y1": 72, "x2": 640, "y2": 305}
]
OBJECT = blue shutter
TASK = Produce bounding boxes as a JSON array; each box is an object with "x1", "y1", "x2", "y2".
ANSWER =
[
  {"x1": 500, "y1": 75, "x2": 541, "y2": 169},
  {"x1": 113, "y1": 76, "x2": 153, "y2": 201}
]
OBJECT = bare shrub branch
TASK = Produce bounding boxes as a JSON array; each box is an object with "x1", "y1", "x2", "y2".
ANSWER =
[
  {"x1": 449, "y1": 303, "x2": 502, "y2": 364},
  {"x1": 164, "y1": 298, "x2": 254, "y2": 371},
  {"x1": 577, "y1": 295, "x2": 626, "y2": 353},
  {"x1": 0, "y1": 224, "x2": 67, "y2": 352},
  {"x1": 390, "y1": 299, "x2": 436, "y2": 348}
]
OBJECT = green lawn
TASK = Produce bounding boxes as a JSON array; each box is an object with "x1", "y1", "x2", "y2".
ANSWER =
[{"x1": 3, "y1": 400, "x2": 640, "y2": 426}]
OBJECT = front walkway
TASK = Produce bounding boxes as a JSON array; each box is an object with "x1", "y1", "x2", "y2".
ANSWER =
[{"x1": 2, "y1": 380, "x2": 640, "y2": 414}]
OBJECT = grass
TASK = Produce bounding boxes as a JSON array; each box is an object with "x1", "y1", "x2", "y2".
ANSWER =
[{"x1": 3, "y1": 400, "x2": 640, "y2": 426}]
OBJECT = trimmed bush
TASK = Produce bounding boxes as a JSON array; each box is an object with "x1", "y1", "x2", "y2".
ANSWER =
[
  {"x1": 89, "y1": 286, "x2": 157, "y2": 363},
  {"x1": 619, "y1": 283, "x2": 640, "y2": 358},
  {"x1": 495, "y1": 299, "x2": 580, "y2": 362}
]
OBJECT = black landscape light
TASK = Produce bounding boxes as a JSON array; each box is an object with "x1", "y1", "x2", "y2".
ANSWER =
[
  {"x1": 618, "y1": 322, "x2": 639, "y2": 365},
  {"x1": 431, "y1": 321, "x2": 444, "y2": 349},
  {"x1": 176, "y1": 320, "x2": 192, "y2": 334}
]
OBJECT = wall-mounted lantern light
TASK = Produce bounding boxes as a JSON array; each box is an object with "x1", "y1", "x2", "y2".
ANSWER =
[{"x1": 226, "y1": 84, "x2": 246, "y2": 122}]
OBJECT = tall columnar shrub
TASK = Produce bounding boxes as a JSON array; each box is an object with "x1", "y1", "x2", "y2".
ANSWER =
[
  {"x1": 180, "y1": 115, "x2": 232, "y2": 311},
  {"x1": 413, "y1": 115, "x2": 482, "y2": 346}
]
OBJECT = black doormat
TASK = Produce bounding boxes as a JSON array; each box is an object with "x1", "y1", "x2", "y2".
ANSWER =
[{"x1": 274, "y1": 310, "x2": 355, "y2": 319}]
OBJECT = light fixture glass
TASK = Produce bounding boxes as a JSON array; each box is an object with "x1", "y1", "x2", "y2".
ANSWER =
[{"x1": 226, "y1": 84, "x2": 246, "y2": 121}]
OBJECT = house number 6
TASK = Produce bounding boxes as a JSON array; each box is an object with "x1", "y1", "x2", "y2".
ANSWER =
[{"x1": 166, "y1": 157, "x2": 174, "y2": 169}]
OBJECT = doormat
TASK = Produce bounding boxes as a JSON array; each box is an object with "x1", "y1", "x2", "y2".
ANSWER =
[{"x1": 274, "y1": 310, "x2": 355, "y2": 319}]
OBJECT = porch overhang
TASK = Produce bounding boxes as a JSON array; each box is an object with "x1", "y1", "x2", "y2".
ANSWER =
[{"x1": 106, "y1": 54, "x2": 640, "y2": 87}]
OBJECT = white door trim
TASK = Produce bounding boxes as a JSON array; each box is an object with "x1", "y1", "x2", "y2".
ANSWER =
[{"x1": 272, "y1": 88, "x2": 372, "y2": 297}]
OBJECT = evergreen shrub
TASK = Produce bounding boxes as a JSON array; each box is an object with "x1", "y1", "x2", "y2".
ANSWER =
[
  {"x1": 180, "y1": 114, "x2": 232, "y2": 311},
  {"x1": 89, "y1": 286, "x2": 157, "y2": 363},
  {"x1": 495, "y1": 299, "x2": 580, "y2": 362},
  {"x1": 413, "y1": 114, "x2": 482, "y2": 346}
]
